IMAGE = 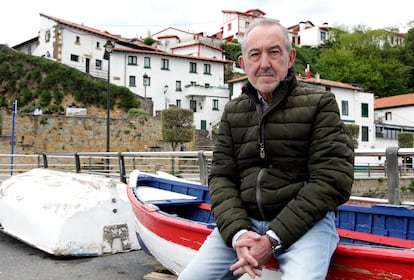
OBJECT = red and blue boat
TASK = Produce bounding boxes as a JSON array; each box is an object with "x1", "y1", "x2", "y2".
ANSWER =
[{"x1": 126, "y1": 170, "x2": 414, "y2": 279}]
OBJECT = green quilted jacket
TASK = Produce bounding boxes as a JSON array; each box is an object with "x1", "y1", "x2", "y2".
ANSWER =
[{"x1": 208, "y1": 70, "x2": 354, "y2": 248}]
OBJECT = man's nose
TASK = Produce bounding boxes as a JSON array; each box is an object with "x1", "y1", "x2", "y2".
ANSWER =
[{"x1": 259, "y1": 54, "x2": 271, "y2": 68}]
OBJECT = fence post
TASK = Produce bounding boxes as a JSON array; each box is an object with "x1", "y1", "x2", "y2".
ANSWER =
[
  {"x1": 386, "y1": 146, "x2": 400, "y2": 205},
  {"x1": 74, "y1": 153, "x2": 81, "y2": 173},
  {"x1": 118, "y1": 152, "x2": 126, "y2": 184},
  {"x1": 198, "y1": 151, "x2": 208, "y2": 186},
  {"x1": 42, "y1": 154, "x2": 48, "y2": 168}
]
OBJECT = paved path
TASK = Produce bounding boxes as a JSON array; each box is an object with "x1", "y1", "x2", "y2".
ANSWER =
[{"x1": 0, "y1": 231, "x2": 165, "y2": 280}]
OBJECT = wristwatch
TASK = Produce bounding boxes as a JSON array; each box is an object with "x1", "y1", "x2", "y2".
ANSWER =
[{"x1": 266, "y1": 234, "x2": 284, "y2": 256}]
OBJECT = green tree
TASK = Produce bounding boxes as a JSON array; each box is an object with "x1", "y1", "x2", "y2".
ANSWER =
[
  {"x1": 398, "y1": 132, "x2": 413, "y2": 148},
  {"x1": 221, "y1": 39, "x2": 242, "y2": 81},
  {"x1": 162, "y1": 108, "x2": 194, "y2": 175},
  {"x1": 345, "y1": 124, "x2": 360, "y2": 149},
  {"x1": 294, "y1": 45, "x2": 320, "y2": 76},
  {"x1": 317, "y1": 27, "x2": 411, "y2": 97},
  {"x1": 162, "y1": 108, "x2": 194, "y2": 150},
  {"x1": 143, "y1": 37, "x2": 157, "y2": 46}
]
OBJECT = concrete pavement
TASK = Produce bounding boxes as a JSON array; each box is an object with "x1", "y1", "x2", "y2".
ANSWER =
[{"x1": 0, "y1": 231, "x2": 166, "y2": 280}]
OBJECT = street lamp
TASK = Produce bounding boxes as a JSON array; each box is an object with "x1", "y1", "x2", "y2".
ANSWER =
[
  {"x1": 163, "y1": 84, "x2": 169, "y2": 109},
  {"x1": 104, "y1": 40, "x2": 114, "y2": 171},
  {"x1": 143, "y1": 73, "x2": 150, "y2": 112}
]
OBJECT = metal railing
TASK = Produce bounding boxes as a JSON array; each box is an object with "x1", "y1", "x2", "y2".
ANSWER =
[{"x1": 1, "y1": 147, "x2": 414, "y2": 204}]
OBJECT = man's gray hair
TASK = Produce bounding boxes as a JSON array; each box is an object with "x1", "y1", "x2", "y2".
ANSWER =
[{"x1": 241, "y1": 18, "x2": 292, "y2": 54}]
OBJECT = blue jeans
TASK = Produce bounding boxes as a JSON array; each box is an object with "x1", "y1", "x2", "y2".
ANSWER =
[{"x1": 178, "y1": 211, "x2": 338, "y2": 280}]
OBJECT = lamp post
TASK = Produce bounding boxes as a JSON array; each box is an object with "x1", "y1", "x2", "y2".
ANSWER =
[
  {"x1": 143, "y1": 73, "x2": 150, "y2": 112},
  {"x1": 104, "y1": 40, "x2": 114, "y2": 171},
  {"x1": 163, "y1": 84, "x2": 169, "y2": 109}
]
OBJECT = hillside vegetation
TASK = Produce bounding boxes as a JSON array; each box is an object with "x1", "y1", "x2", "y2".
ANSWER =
[{"x1": 0, "y1": 44, "x2": 140, "y2": 115}]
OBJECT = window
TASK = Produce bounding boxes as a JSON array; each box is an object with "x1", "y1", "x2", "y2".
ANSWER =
[
  {"x1": 189, "y1": 62, "x2": 197, "y2": 73},
  {"x1": 129, "y1": 76, "x2": 136, "y2": 87},
  {"x1": 383, "y1": 128, "x2": 399, "y2": 139},
  {"x1": 341, "y1": 100, "x2": 349, "y2": 116},
  {"x1": 144, "y1": 57, "x2": 151, "y2": 68},
  {"x1": 96, "y1": 42, "x2": 100, "y2": 48},
  {"x1": 361, "y1": 126, "x2": 369, "y2": 142},
  {"x1": 227, "y1": 23, "x2": 232, "y2": 31},
  {"x1": 376, "y1": 127, "x2": 383, "y2": 138},
  {"x1": 45, "y1": 30, "x2": 51, "y2": 42},
  {"x1": 203, "y1": 64, "x2": 211, "y2": 74},
  {"x1": 190, "y1": 100, "x2": 197, "y2": 112},
  {"x1": 95, "y1": 59, "x2": 102, "y2": 70},
  {"x1": 128, "y1": 56, "x2": 137, "y2": 65},
  {"x1": 385, "y1": 112, "x2": 392, "y2": 121},
  {"x1": 212, "y1": 99, "x2": 219, "y2": 110},
  {"x1": 361, "y1": 103, "x2": 369, "y2": 117},
  {"x1": 204, "y1": 83, "x2": 210, "y2": 88},
  {"x1": 176, "y1": 81, "x2": 182, "y2": 91},
  {"x1": 320, "y1": 31, "x2": 326, "y2": 41},
  {"x1": 70, "y1": 54, "x2": 79, "y2": 62},
  {"x1": 161, "y1": 58, "x2": 169, "y2": 70},
  {"x1": 75, "y1": 36, "x2": 80, "y2": 44},
  {"x1": 176, "y1": 99, "x2": 181, "y2": 108}
]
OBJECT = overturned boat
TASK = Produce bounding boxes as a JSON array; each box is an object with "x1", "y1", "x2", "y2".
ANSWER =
[{"x1": 0, "y1": 168, "x2": 140, "y2": 256}]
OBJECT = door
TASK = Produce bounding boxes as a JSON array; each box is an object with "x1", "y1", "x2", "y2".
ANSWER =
[
  {"x1": 201, "y1": 120, "x2": 206, "y2": 130},
  {"x1": 85, "y1": 58, "x2": 90, "y2": 74}
]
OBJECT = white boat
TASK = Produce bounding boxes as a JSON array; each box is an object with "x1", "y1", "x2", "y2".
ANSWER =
[{"x1": 0, "y1": 168, "x2": 140, "y2": 256}]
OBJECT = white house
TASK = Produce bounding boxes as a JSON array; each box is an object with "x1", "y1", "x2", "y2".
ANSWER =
[
  {"x1": 220, "y1": 9, "x2": 266, "y2": 41},
  {"x1": 288, "y1": 21, "x2": 331, "y2": 47},
  {"x1": 110, "y1": 47, "x2": 231, "y2": 129},
  {"x1": 374, "y1": 93, "x2": 414, "y2": 148},
  {"x1": 13, "y1": 13, "x2": 231, "y2": 130},
  {"x1": 13, "y1": 13, "x2": 157, "y2": 79},
  {"x1": 150, "y1": 27, "x2": 224, "y2": 59},
  {"x1": 227, "y1": 73, "x2": 375, "y2": 150}
]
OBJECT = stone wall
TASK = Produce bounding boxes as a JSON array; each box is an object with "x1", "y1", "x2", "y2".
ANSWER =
[
  {"x1": 0, "y1": 110, "x2": 166, "y2": 154},
  {"x1": 352, "y1": 177, "x2": 414, "y2": 201}
]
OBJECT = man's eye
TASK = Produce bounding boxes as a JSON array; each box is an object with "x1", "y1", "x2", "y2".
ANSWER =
[
  {"x1": 249, "y1": 52, "x2": 260, "y2": 59},
  {"x1": 270, "y1": 49, "x2": 282, "y2": 56}
]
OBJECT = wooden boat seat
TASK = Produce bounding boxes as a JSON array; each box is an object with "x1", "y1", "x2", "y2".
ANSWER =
[{"x1": 136, "y1": 186, "x2": 203, "y2": 206}]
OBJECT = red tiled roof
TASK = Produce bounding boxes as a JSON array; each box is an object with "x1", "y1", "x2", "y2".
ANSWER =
[
  {"x1": 39, "y1": 13, "x2": 158, "y2": 52},
  {"x1": 227, "y1": 75, "x2": 362, "y2": 90},
  {"x1": 296, "y1": 75, "x2": 361, "y2": 90},
  {"x1": 374, "y1": 93, "x2": 414, "y2": 109}
]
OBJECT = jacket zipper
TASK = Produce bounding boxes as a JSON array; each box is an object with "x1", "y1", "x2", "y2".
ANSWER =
[{"x1": 256, "y1": 102, "x2": 266, "y2": 220}]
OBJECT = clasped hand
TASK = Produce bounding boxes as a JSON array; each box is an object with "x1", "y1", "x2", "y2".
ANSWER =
[{"x1": 230, "y1": 231, "x2": 273, "y2": 278}]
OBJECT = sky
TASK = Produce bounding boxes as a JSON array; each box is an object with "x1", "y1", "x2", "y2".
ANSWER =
[{"x1": 1, "y1": 0, "x2": 413, "y2": 47}]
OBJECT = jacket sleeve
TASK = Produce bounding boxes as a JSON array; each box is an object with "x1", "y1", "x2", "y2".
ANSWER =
[
  {"x1": 270, "y1": 92, "x2": 354, "y2": 248},
  {"x1": 208, "y1": 108, "x2": 254, "y2": 247}
]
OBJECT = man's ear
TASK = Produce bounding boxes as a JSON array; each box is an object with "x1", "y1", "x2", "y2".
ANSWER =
[
  {"x1": 238, "y1": 55, "x2": 245, "y2": 70},
  {"x1": 288, "y1": 49, "x2": 297, "y2": 68}
]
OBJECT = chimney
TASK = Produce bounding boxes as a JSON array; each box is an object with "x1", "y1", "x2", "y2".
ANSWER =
[
  {"x1": 305, "y1": 64, "x2": 311, "y2": 79},
  {"x1": 315, "y1": 72, "x2": 320, "y2": 82}
]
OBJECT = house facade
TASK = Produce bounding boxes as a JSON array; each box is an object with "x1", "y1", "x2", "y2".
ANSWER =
[
  {"x1": 13, "y1": 13, "x2": 231, "y2": 130},
  {"x1": 110, "y1": 47, "x2": 231, "y2": 129},
  {"x1": 288, "y1": 21, "x2": 331, "y2": 47},
  {"x1": 220, "y1": 9, "x2": 266, "y2": 41},
  {"x1": 374, "y1": 93, "x2": 414, "y2": 148}
]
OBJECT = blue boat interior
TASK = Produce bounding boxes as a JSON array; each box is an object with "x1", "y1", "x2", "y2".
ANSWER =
[{"x1": 135, "y1": 173, "x2": 414, "y2": 247}]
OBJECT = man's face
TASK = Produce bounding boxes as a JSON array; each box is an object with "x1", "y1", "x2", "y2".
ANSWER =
[{"x1": 239, "y1": 24, "x2": 296, "y2": 95}]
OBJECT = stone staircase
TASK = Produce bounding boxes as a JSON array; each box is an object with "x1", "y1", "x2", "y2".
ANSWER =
[{"x1": 195, "y1": 129, "x2": 215, "y2": 151}]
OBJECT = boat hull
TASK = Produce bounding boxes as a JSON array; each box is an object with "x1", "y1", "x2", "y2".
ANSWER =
[
  {"x1": 0, "y1": 168, "x2": 140, "y2": 256},
  {"x1": 127, "y1": 170, "x2": 414, "y2": 279}
]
